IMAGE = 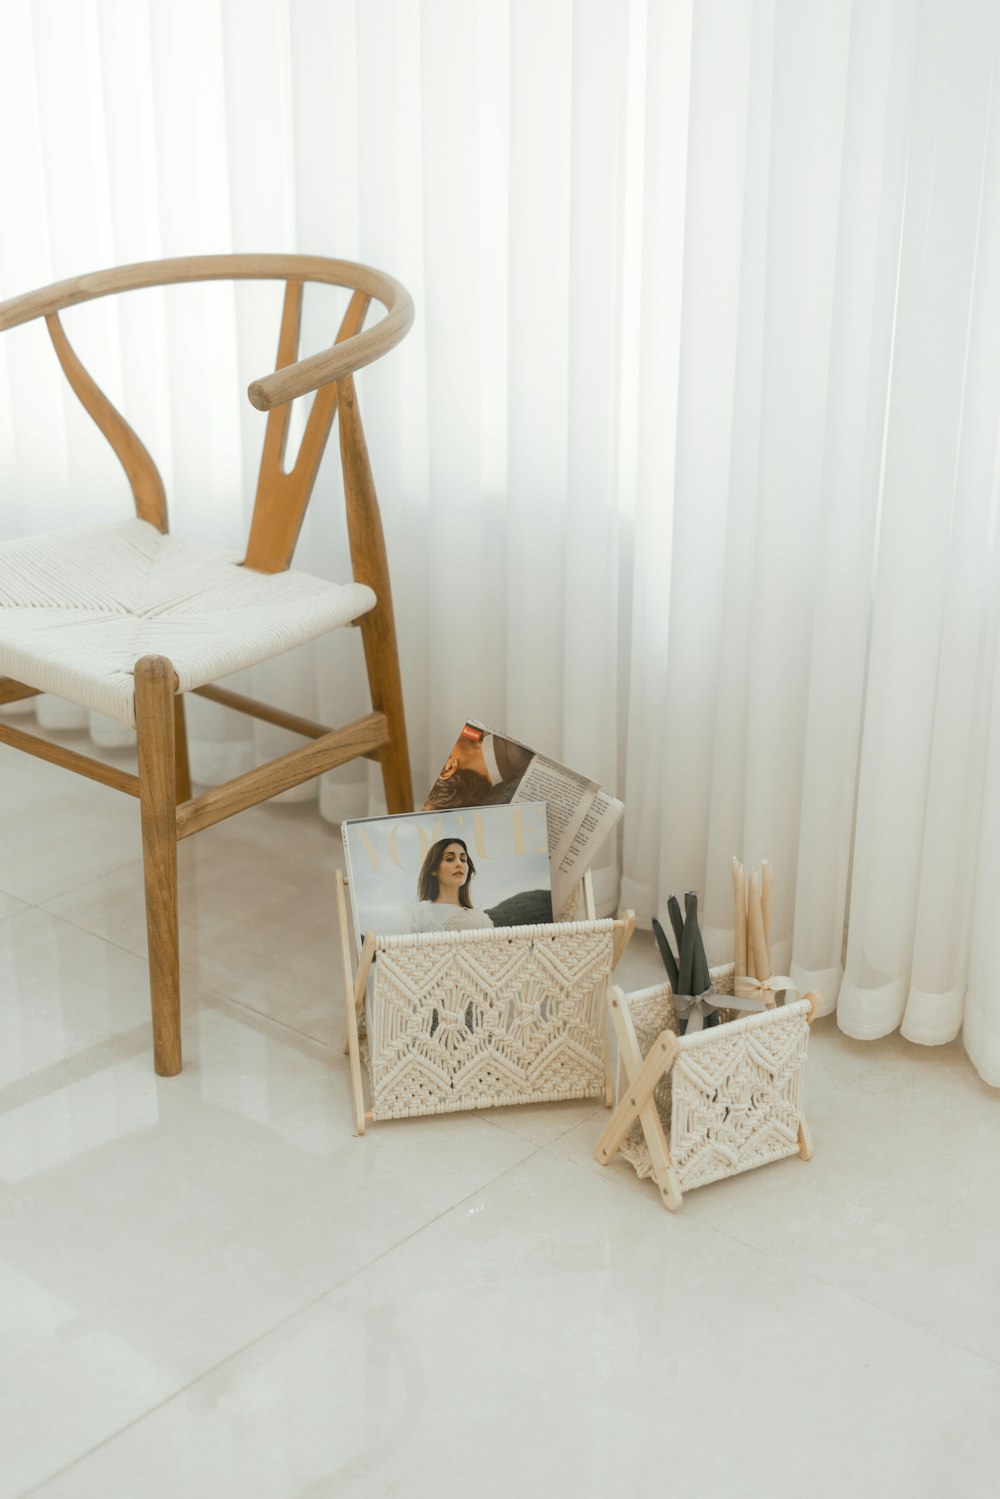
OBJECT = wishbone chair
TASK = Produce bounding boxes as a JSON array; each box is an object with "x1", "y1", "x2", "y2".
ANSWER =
[{"x1": 0, "y1": 254, "x2": 414, "y2": 1075}]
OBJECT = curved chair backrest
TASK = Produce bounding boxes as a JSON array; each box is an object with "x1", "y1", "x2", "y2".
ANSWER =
[{"x1": 0, "y1": 254, "x2": 414, "y2": 574}]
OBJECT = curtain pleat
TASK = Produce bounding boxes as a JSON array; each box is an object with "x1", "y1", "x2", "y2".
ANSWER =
[
  {"x1": 4, "y1": 0, "x2": 1000, "y2": 1081},
  {"x1": 620, "y1": 0, "x2": 692, "y2": 920},
  {"x1": 506, "y1": 0, "x2": 572, "y2": 747},
  {"x1": 838, "y1": 0, "x2": 1000, "y2": 1049},
  {"x1": 788, "y1": 0, "x2": 913, "y2": 1014}
]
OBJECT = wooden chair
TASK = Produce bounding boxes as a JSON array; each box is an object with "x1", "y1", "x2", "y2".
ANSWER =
[{"x1": 0, "y1": 254, "x2": 415, "y2": 1076}]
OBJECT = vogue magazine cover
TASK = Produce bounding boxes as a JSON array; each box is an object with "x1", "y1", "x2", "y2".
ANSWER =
[
  {"x1": 342, "y1": 802, "x2": 553, "y2": 946},
  {"x1": 423, "y1": 721, "x2": 624, "y2": 914}
]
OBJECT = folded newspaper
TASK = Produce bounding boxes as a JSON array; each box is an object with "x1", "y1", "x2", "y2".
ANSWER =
[{"x1": 423, "y1": 721, "x2": 624, "y2": 916}]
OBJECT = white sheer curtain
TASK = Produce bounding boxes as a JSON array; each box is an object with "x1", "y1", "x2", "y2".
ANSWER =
[
  {"x1": 2, "y1": 0, "x2": 1000, "y2": 1083},
  {"x1": 622, "y1": 0, "x2": 1000, "y2": 1085}
]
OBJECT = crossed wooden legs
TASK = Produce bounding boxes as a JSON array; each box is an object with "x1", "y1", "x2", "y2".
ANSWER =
[
  {"x1": 596, "y1": 985, "x2": 820, "y2": 1211},
  {"x1": 594, "y1": 985, "x2": 684, "y2": 1211}
]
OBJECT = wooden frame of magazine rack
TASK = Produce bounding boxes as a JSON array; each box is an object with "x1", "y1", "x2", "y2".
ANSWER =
[
  {"x1": 595, "y1": 966, "x2": 817, "y2": 1211},
  {"x1": 335, "y1": 870, "x2": 635, "y2": 1134}
]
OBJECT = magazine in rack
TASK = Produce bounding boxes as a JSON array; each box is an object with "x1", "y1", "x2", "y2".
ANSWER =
[
  {"x1": 341, "y1": 802, "x2": 553, "y2": 950},
  {"x1": 423, "y1": 721, "x2": 624, "y2": 916}
]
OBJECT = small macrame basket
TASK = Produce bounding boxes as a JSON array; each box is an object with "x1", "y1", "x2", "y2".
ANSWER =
[
  {"x1": 596, "y1": 962, "x2": 817, "y2": 1211},
  {"x1": 335, "y1": 871, "x2": 635, "y2": 1132}
]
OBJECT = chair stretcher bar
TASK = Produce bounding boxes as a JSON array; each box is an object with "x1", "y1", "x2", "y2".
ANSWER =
[
  {"x1": 0, "y1": 718, "x2": 141, "y2": 796},
  {"x1": 175, "y1": 710, "x2": 388, "y2": 839}
]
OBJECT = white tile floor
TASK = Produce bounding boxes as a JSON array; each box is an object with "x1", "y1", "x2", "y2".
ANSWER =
[{"x1": 2, "y1": 731, "x2": 1000, "y2": 1499}]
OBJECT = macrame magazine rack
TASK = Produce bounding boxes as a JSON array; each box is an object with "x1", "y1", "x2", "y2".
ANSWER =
[
  {"x1": 335, "y1": 870, "x2": 635, "y2": 1133},
  {"x1": 595, "y1": 962, "x2": 817, "y2": 1211}
]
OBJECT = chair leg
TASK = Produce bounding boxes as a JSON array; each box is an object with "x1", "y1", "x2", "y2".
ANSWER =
[
  {"x1": 173, "y1": 693, "x2": 192, "y2": 804},
  {"x1": 135, "y1": 655, "x2": 181, "y2": 1076},
  {"x1": 337, "y1": 373, "x2": 414, "y2": 814},
  {"x1": 360, "y1": 611, "x2": 414, "y2": 814}
]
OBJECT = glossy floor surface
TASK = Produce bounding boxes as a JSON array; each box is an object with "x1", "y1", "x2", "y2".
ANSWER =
[{"x1": 2, "y1": 733, "x2": 999, "y2": 1498}]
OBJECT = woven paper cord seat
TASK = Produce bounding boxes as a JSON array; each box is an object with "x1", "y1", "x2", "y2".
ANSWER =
[{"x1": 0, "y1": 519, "x2": 375, "y2": 727}]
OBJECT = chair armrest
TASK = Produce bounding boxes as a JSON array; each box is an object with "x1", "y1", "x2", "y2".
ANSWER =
[
  {"x1": 0, "y1": 253, "x2": 415, "y2": 412},
  {"x1": 247, "y1": 300, "x2": 413, "y2": 410}
]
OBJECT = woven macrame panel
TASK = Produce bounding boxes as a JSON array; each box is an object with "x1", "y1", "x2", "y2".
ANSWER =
[
  {"x1": 669, "y1": 1003, "x2": 810, "y2": 1191},
  {"x1": 616, "y1": 968, "x2": 811, "y2": 1192},
  {"x1": 364, "y1": 923, "x2": 616, "y2": 1119}
]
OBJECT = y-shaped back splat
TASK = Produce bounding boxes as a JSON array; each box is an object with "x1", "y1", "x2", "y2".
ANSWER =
[
  {"x1": 45, "y1": 312, "x2": 168, "y2": 533},
  {"x1": 4, "y1": 256, "x2": 411, "y2": 568},
  {"x1": 243, "y1": 284, "x2": 371, "y2": 574}
]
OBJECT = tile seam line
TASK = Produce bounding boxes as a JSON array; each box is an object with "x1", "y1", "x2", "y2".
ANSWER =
[
  {"x1": 30, "y1": 853, "x2": 144, "y2": 910},
  {"x1": 548, "y1": 1140, "x2": 1000, "y2": 1376},
  {"x1": 0, "y1": 912, "x2": 344, "y2": 1054},
  {"x1": 474, "y1": 1102, "x2": 604, "y2": 1145},
  {"x1": 22, "y1": 893, "x2": 158, "y2": 965},
  {"x1": 201, "y1": 987, "x2": 343, "y2": 1050},
  {"x1": 14, "y1": 1143, "x2": 544, "y2": 1499},
  {"x1": 747, "y1": 1236, "x2": 1000, "y2": 1374}
]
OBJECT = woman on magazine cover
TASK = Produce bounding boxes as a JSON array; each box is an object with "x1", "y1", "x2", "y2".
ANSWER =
[{"x1": 408, "y1": 838, "x2": 495, "y2": 933}]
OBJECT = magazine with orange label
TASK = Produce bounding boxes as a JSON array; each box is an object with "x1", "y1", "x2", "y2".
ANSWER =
[{"x1": 423, "y1": 721, "x2": 623, "y2": 916}]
